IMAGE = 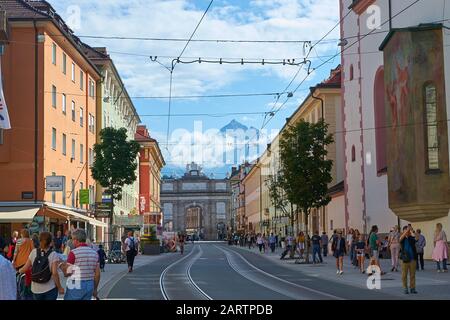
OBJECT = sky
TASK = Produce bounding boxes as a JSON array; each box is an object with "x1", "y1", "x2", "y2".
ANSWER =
[{"x1": 48, "y1": 0, "x2": 341, "y2": 178}]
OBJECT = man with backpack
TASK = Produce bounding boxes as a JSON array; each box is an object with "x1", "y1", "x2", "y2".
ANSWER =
[{"x1": 124, "y1": 231, "x2": 138, "y2": 272}]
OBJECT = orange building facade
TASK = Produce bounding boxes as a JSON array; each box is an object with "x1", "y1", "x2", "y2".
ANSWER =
[{"x1": 0, "y1": 1, "x2": 106, "y2": 240}]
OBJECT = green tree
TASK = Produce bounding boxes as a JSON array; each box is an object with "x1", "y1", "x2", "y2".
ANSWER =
[
  {"x1": 92, "y1": 127, "x2": 140, "y2": 240},
  {"x1": 279, "y1": 119, "x2": 334, "y2": 263}
]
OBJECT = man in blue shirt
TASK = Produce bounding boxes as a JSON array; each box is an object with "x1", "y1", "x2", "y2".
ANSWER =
[
  {"x1": 269, "y1": 233, "x2": 277, "y2": 253},
  {"x1": 400, "y1": 225, "x2": 418, "y2": 294}
]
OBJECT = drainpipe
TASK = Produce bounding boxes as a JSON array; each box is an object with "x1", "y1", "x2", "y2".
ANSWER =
[
  {"x1": 34, "y1": 21, "x2": 38, "y2": 204},
  {"x1": 388, "y1": 0, "x2": 393, "y2": 31}
]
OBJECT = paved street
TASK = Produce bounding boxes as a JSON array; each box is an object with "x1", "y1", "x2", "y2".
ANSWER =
[{"x1": 99, "y1": 242, "x2": 450, "y2": 300}]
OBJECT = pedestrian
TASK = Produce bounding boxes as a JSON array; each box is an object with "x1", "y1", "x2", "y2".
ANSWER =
[
  {"x1": 263, "y1": 234, "x2": 268, "y2": 253},
  {"x1": 63, "y1": 231, "x2": 74, "y2": 256},
  {"x1": 0, "y1": 253, "x2": 17, "y2": 300},
  {"x1": 269, "y1": 232, "x2": 277, "y2": 253},
  {"x1": 247, "y1": 234, "x2": 252, "y2": 249},
  {"x1": 18, "y1": 231, "x2": 64, "y2": 300},
  {"x1": 311, "y1": 231, "x2": 323, "y2": 264},
  {"x1": 6, "y1": 230, "x2": 19, "y2": 261},
  {"x1": 355, "y1": 234, "x2": 366, "y2": 273},
  {"x1": 280, "y1": 234, "x2": 294, "y2": 260},
  {"x1": 0, "y1": 234, "x2": 5, "y2": 257},
  {"x1": 256, "y1": 234, "x2": 264, "y2": 253},
  {"x1": 415, "y1": 229, "x2": 426, "y2": 271},
  {"x1": 62, "y1": 230, "x2": 69, "y2": 250},
  {"x1": 388, "y1": 225, "x2": 401, "y2": 272},
  {"x1": 332, "y1": 230, "x2": 346, "y2": 275},
  {"x1": 97, "y1": 244, "x2": 106, "y2": 272},
  {"x1": 124, "y1": 231, "x2": 138, "y2": 271},
  {"x1": 351, "y1": 230, "x2": 360, "y2": 267},
  {"x1": 347, "y1": 228, "x2": 355, "y2": 263},
  {"x1": 178, "y1": 233, "x2": 185, "y2": 256},
  {"x1": 400, "y1": 225, "x2": 418, "y2": 294},
  {"x1": 135, "y1": 235, "x2": 141, "y2": 255},
  {"x1": 54, "y1": 230, "x2": 64, "y2": 254},
  {"x1": 31, "y1": 233, "x2": 39, "y2": 249},
  {"x1": 296, "y1": 232, "x2": 306, "y2": 259},
  {"x1": 12, "y1": 229, "x2": 34, "y2": 271},
  {"x1": 368, "y1": 225, "x2": 385, "y2": 275},
  {"x1": 62, "y1": 229, "x2": 100, "y2": 300},
  {"x1": 321, "y1": 232, "x2": 329, "y2": 257},
  {"x1": 432, "y1": 223, "x2": 448, "y2": 273}
]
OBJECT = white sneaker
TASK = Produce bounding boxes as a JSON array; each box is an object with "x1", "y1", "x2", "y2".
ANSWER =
[
  {"x1": 339, "y1": 270, "x2": 344, "y2": 275},
  {"x1": 336, "y1": 270, "x2": 340, "y2": 274},
  {"x1": 437, "y1": 270, "x2": 442, "y2": 273}
]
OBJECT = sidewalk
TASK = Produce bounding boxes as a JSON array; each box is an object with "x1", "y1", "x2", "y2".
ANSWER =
[
  {"x1": 231, "y1": 244, "x2": 450, "y2": 299},
  {"x1": 57, "y1": 253, "x2": 168, "y2": 300}
]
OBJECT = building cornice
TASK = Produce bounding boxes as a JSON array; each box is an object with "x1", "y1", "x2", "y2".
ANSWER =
[{"x1": 348, "y1": 0, "x2": 376, "y2": 15}]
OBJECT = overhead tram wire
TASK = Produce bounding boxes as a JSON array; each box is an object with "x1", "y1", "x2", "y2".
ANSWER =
[
  {"x1": 43, "y1": 90, "x2": 305, "y2": 100},
  {"x1": 140, "y1": 111, "x2": 270, "y2": 118},
  {"x1": 165, "y1": 0, "x2": 214, "y2": 150},
  {"x1": 257, "y1": 0, "x2": 423, "y2": 136},
  {"x1": 258, "y1": 6, "x2": 352, "y2": 134}
]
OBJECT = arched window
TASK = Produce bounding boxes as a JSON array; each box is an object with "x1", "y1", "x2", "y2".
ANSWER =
[
  {"x1": 374, "y1": 67, "x2": 387, "y2": 173},
  {"x1": 424, "y1": 83, "x2": 439, "y2": 170},
  {"x1": 351, "y1": 145, "x2": 356, "y2": 162},
  {"x1": 350, "y1": 64, "x2": 354, "y2": 81}
]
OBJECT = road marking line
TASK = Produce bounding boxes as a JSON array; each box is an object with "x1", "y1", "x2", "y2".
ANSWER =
[
  {"x1": 217, "y1": 245, "x2": 344, "y2": 300},
  {"x1": 186, "y1": 245, "x2": 213, "y2": 300},
  {"x1": 160, "y1": 245, "x2": 198, "y2": 300}
]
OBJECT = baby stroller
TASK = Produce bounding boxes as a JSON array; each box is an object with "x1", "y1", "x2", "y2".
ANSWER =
[
  {"x1": 107, "y1": 241, "x2": 126, "y2": 264},
  {"x1": 16, "y1": 272, "x2": 33, "y2": 300}
]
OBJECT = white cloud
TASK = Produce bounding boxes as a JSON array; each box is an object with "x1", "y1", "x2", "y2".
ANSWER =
[
  {"x1": 151, "y1": 121, "x2": 279, "y2": 169},
  {"x1": 52, "y1": 0, "x2": 340, "y2": 97}
]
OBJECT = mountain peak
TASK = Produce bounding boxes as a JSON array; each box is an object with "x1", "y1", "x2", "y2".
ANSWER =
[{"x1": 220, "y1": 119, "x2": 248, "y2": 133}]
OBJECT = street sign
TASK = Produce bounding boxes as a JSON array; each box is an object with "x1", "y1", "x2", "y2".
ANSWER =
[
  {"x1": 95, "y1": 211, "x2": 111, "y2": 218},
  {"x1": 94, "y1": 202, "x2": 112, "y2": 218},
  {"x1": 79, "y1": 189, "x2": 90, "y2": 205},
  {"x1": 45, "y1": 176, "x2": 65, "y2": 191}
]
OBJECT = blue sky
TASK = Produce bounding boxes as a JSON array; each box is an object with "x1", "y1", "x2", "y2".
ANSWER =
[{"x1": 49, "y1": 0, "x2": 341, "y2": 177}]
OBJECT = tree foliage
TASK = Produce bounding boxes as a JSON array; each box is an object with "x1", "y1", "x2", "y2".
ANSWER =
[
  {"x1": 91, "y1": 127, "x2": 141, "y2": 202},
  {"x1": 278, "y1": 119, "x2": 334, "y2": 262},
  {"x1": 279, "y1": 119, "x2": 334, "y2": 216}
]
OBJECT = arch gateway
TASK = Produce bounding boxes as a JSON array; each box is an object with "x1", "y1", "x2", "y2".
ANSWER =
[{"x1": 161, "y1": 163, "x2": 231, "y2": 240}]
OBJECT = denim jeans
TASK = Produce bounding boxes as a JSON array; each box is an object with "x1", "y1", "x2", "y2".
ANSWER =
[
  {"x1": 322, "y1": 245, "x2": 328, "y2": 257},
  {"x1": 437, "y1": 259, "x2": 448, "y2": 270},
  {"x1": 33, "y1": 287, "x2": 58, "y2": 300},
  {"x1": 349, "y1": 245, "x2": 355, "y2": 262},
  {"x1": 270, "y1": 243, "x2": 276, "y2": 253},
  {"x1": 312, "y1": 244, "x2": 323, "y2": 263},
  {"x1": 64, "y1": 280, "x2": 94, "y2": 300}
]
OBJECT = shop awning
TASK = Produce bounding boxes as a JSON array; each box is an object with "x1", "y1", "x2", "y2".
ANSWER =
[
  {"x1": 46, "y1": 207, "x2": 107, "y2": 228},
  {"x1": 0, "y1": 206, "x2": 40, "y2": 223}
]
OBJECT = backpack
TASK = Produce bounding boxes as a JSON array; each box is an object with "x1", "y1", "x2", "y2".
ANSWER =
[
  {"x1": 128, "y1": 238, "x2": 136, "y2": 252},
  {"x1": 31, "y1": 249, "x2": 53, "y2": 284}
]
